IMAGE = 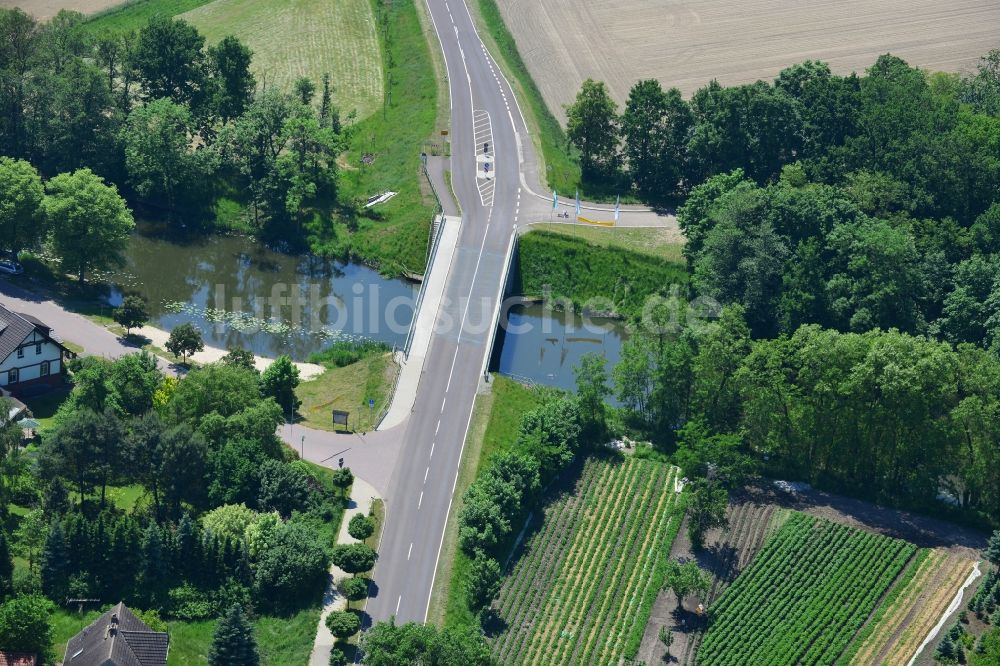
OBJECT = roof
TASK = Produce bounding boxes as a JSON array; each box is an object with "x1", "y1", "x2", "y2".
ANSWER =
[
  {"x1": 0, "y1": 304, "x2": 73, "y2": 364},
  {"x1": 0, "y1": 652, "x2": 37, "y2": 666},
  {"x1": 63, "y1": 603, "x2": 169, "y2": 666}
]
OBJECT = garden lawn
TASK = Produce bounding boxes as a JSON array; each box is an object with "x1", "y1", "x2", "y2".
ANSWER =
[
  {"x1": 50, "y1": 607, "x2": 319, "y2": 665},
  {"x1": 294, "y1": 352, "x2": 397, "y2": 432},
  {"x1": 179, "y1": 0, "x2": 383, "y2": 118},
  {"x1": 23, "y1": 387, "x2": 71, "y2": 435}
]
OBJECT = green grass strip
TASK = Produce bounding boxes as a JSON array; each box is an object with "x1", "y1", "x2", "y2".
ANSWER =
[
  {"x1": 517, "y1": 230, "x2": 688, "y2": 319},
  {"x1": 473, "y1": 0, "x2": 580, "y2": 193},
  {"x1": 83, "y1": 0, "x2": 215, "y2": 34}
]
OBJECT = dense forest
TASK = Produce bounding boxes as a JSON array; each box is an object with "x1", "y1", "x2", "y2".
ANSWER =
[
  {"x1": 566, "y1": 52, "x2": 1000, "y2": 210},
  {"x1": 0, "y1": 7, "x2": 343, "y2": 252},
  {"x1": 543, "y1": 48, "x2": 1000, "y2": 530}
]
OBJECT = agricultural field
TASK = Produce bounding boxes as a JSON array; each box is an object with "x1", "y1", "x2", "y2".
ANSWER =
[
  {"x1": 698, "y1": 512, "x2": 918, "y2": 665},
  {"x1": 845, "y1": 549, "x2": 978, "y2": 665},
  {"x1": 1, "y1": 0, "x2": 122, "y2": 19},
  {"x1": 492, "y1": 0, "x2": 1000, "y2": 121},
  {"x1": 490, "y1": 456, "x2": 684, "y2": 666},
  {"x1": 179, "y1": 0, "x2": 383, "y2": 118}
]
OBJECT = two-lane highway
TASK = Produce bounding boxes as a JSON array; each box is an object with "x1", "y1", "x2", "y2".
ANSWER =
[{"x1": 364, "y1": 0, "x2": 536, "y2": 625}]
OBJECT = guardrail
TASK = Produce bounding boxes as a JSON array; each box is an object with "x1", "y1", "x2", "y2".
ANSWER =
[
  {"x1": 402, "y1": 213, "x2": 447, "y2": 359},
  {"x1": 481, "y1": 228, "x2": 519, "y2": 377},
  {"x1": 371, "y1": 348, "x2": 404, "y2": 430}
]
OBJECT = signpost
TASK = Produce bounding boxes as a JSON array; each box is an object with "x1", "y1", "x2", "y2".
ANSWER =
[
  {"x1": 368, "y1": 398, "x2": 375, "y2": 429},
  {"x1": 332, "y1": 409, "x2": 350, "y2": 431}
]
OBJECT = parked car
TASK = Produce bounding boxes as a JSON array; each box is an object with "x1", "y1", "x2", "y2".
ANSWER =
[{"x1": 0, "y1": 260, "x2": 24, "y2": 276}]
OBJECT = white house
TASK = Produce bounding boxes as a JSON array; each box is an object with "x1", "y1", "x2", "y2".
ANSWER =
[{"x1": 0, "y1": 304, "x2": 75, "y2": 395}]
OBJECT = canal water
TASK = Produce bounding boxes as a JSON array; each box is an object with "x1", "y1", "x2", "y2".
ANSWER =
[
  {"x1": 104, "y1": 230, "x2": 626, "y2": 385},
  {"x1": 106, "y1": 230, "x2": 418, "y2": 361},
  {"x1": 496, "y1": 303, "x2": 627, "y2": 393}
]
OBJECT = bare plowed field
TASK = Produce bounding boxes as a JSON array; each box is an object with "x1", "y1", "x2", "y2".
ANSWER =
[
  {"x1": 494, "y1": 0, "x2": 1000, "y2": 121},
  {"x1": 1, "y1": 0, "x2": 122, "y2": 19}
]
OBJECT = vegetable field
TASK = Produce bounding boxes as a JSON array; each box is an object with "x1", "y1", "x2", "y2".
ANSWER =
[
  {"x1": 698, "y1": 512, "x2": 917, "y2": 666},
  {"x1": 846, "y1": 549, "x2": 977, "y2": 665},
  {"x1": 490, "y1": 457, "x2": 683, "y2": 665}
]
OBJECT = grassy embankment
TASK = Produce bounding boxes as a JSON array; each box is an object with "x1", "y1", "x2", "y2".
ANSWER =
[
  {"x1": 428, "y1": 376, "x2": 546, "y2": 630},
  {"x1": 307, "y1": 0, "x2": 442, "y2": 275},
  {"x1": 51, "y1": 607, "x2": 319, "y2": 665},
  {"x1": 295, "y1": 341, "x2": 398, "y2": 432},
  {"x1": 516, "y1": 229, "x2": 688, "y2": 318}
]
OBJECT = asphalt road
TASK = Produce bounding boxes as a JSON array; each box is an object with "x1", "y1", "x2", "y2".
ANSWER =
[{"x1": 363, "y1": 0, "x2": 536, "y2": 625}]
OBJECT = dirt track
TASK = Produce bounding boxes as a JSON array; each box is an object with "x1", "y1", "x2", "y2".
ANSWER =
[
  {"x1": 0, "y1": 0, "x2": 122, "y2": 19},
  {"x1": 494, "y1": 0, "x2": 1000, "y2": 121}
]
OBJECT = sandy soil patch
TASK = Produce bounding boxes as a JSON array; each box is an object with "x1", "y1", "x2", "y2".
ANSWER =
[
  {"x1": 494, "y1": 0, "x2": 1000, "y2": 121},
  {"x1": 137, "y1": 323, "x2": 325, "y2": 379}
]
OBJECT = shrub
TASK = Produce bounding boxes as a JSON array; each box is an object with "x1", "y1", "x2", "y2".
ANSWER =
[
  {"x1": 168, "y1": 584, "x2": 217, "y2": 620},
  {"x1": 348, "y1": 514, "x2": 376, "y2": 541},
  {"x1": 326, "y1": 610, "x2": 361, "y2": 639},
  {"x1": 331, "y1": 543, "x2": 377, "y2": 575},
  {"x1": 339, "y1": 577, "x2": 370, "y2": 602}
]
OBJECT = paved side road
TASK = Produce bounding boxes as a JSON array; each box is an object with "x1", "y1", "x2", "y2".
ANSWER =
[{"x1": 0, "y1": 279, "x2": 158, "y2": 363}]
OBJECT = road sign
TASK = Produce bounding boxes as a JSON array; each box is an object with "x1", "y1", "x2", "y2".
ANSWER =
[{"x1": 369, "y1": 398, "x2": 375, "y2": 408}]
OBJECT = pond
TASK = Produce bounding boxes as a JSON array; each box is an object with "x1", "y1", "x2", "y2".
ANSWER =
[
  {"x1": 106, "y1": 230, "x2": 418, "y2": 361},
  {"x1": 496, "y1": 303, "x2": 627, "y2": 394}
]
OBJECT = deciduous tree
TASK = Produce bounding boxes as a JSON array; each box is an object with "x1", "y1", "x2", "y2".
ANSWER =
[
  {"x1": 566, "y1": 79, "x2": 619, "y2": 176},
  {"x1": 166, "y1": 322, "x2": 204, "y2": 364},
  {"x1": 0, "y1": 156, "x2": 44, "y2": 254},
  {"x1": 113, "y1": 295, "x2": 149, "y2": 336},
  {"x1": 43, "y1": 168, "x2": 134, "y2": 282}
]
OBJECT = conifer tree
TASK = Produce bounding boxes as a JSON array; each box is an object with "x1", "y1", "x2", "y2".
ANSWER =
[
  {"x1": 208, "y1": 604, "x2": 259, "y2": 666},
  {"x1": 41, "y1": 521, "x2": 69, "y2": 601}
]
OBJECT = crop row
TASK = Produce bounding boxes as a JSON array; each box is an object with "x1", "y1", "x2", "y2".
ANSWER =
[
  {"x1": 493, "y1": 457, "x2": 682, "y2": 665},
  {"x1": 698, "y1": 512, "x2": 916, "y2": 666},
  {"x1": 491, "y1": 460, "x2": 606, "y2": 663},
  {"x1": 525, "y1": 460, "x2": 654, "y2": 665}
]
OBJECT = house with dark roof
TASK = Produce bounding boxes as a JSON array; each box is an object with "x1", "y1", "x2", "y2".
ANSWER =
[
  {"x1": 63, "y1": 603, "x2": 169, "y2": 666},
  {"x1": 0, "y1": 652, "x2": 37, "y2": 666},
  {"x1": 0, "y1": 304, "x2": 74, "y2": 396}
]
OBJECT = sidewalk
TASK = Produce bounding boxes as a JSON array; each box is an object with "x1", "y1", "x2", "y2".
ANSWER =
[
  {"x1": 378, "y1": 215, "x2": 462, "y2": 430},
  {"x1": 426, "y1": 156, "x2": 460, "y2": 217},
  {"x1": 310, "y1": 477, "x2": 381, "y2": 666}
]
